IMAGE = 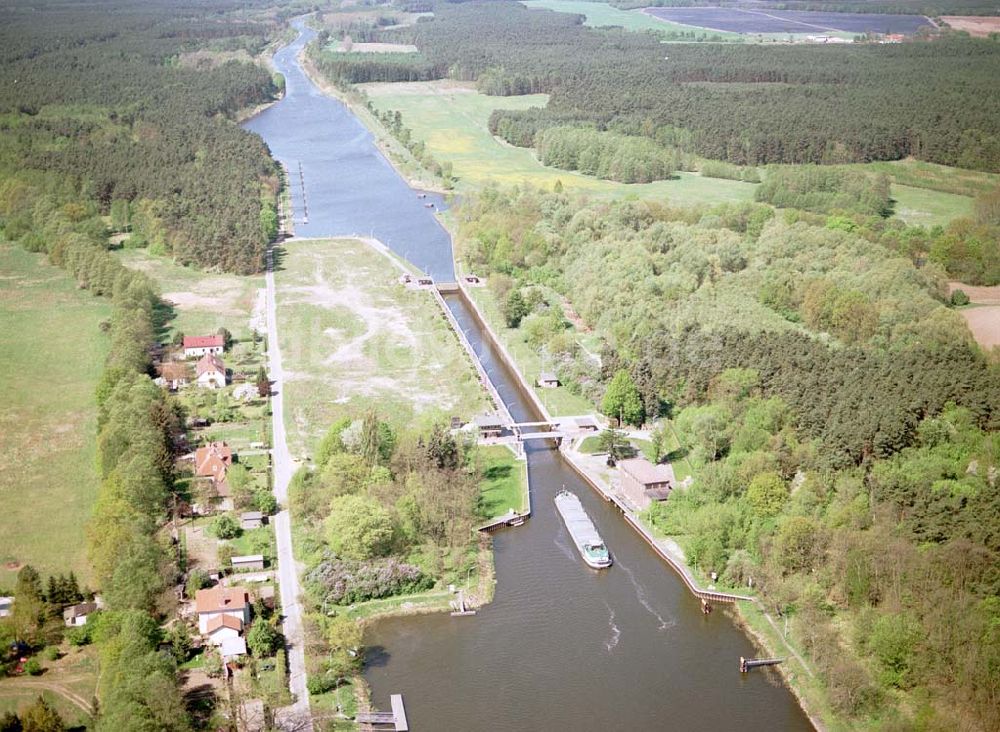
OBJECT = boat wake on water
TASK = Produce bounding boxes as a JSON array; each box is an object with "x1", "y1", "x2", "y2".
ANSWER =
[
  {"x1": 604, "y1": 601, "x2": 621, "y2": 653},
  {"x1": 617, "y1": 559, "x2": 676, "y2": 632}
]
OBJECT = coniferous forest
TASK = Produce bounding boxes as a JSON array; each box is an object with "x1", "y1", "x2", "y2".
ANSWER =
[
  {"x1": 0, "y1": 0, "x2": 284, "y2": 274},
  {"x1": 352, "y1": 1, "x2": 1000, "y2": 171}
]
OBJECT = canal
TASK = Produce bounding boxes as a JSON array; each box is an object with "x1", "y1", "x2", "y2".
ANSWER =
[{"x1": 245, "y1": 20, "x2": 814, "y2": 731}]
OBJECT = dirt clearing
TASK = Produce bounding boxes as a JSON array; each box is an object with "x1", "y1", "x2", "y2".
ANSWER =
[{"x1": 941, "y1": 16, "x2": 1000, "y2": 37}]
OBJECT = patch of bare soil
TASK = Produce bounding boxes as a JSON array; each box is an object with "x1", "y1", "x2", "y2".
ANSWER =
[
  {"x1": 941, "y1": 16, "x2": 1000, "y2": 37},
  {"x1": 948, "y1": 281, "x2": 1000, "y2": 305},
  {"x1": 960, "y1": 306, "x2": 1000, "y2": 350}
]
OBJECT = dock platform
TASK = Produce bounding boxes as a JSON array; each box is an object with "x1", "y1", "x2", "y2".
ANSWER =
[{"x1": 356, "y1": 694, "x2": 408, "y2": 731}]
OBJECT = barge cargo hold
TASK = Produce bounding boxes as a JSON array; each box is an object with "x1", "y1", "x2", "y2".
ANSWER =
[{"x1": 555, "y1": 490, "x2": 612, "y2": 569}]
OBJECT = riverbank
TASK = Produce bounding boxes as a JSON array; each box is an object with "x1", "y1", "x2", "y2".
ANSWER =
[{"x1": 297, "y1": 51, "x2": 449, "y2": 195}]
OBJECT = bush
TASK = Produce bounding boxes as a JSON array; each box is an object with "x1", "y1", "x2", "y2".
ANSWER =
[
  {"x1": 324, "y1": 495, "x2": 395, "y2": 560},
  {"x1": 305, "y1": 554, "x2": 433, "y2": 605},
  {"x1": 951, "y1": 289, "x2": 970, "y2": 306},
  {"x1": 307, "y1": 675, "x2": 338, "y2": 695},
  {"x1": 43, "y1": 646, "x2": 59, "y2": 662},
  {"x1": 24, "y1": 659, "x2": 42, "y2": 676},
  {"x1": 209, "y1": 513, "x2": 241, "y2": 540}
]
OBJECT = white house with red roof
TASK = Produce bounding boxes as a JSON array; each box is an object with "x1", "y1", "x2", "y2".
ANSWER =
[
  {"x1": 205, "y1": 614, "x2": 244, "y2": 646},
  {"x1": 183, "y1": 334, "x2": 224, "y2": 359},
  {"x1": 195, "y1": 586, "x2": 250, "y2": 635},
  {"x1": 196, "y1": 353, "x2": 226, "y2": 389}
]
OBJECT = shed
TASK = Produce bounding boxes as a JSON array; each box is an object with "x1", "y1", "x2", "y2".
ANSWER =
[
  {"x1": 232, "y1": 555, "x2": 266, "y2": 572},
  {"x1": 0, "y1": 597, "x2": 12, "y2": 618},
  {"x1": 618, "y1": 458, "x2": 675, "y2": 510},
  {"x1": 573, "y1": 416, "x2": 600, "y2": 432},
  {"x1": 473, "y1": 413, "x2": 504, "y2": 438},
  {"x1": 220, "y1": 635, "x2": 247, "y2": 661},
  {"x1": 240, "y1": 511, "x2": 265, "y2": 530},
  {"x1": 63, "y1": 602, "x2": 97, "y2": 627},
  {"x1": 537, "y1": 371, "x2": 560, "y2": 389}
]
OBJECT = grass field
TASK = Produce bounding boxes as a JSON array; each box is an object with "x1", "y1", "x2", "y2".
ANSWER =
[
  {"x1": 0, "y1": 645, "x2": 98, "y2": 728},
  {"x1": 0, "y1": 245, "x2": 112, "y2": 586},
  {"x1": 359, "y1": 80, "x2": 759, "y2": 205},
  {"x1": 891, "y1": 183, "x2": 974, "y2": 228},
  {"x1": 274, "y1": 238, "x2": 489, "y2": 456},
  {"x1": 118, "y1": 249, "x2": 264, "y2": 341},
  {"x1": 477, "y1": 445, "x2": 526, "y2": 518}
]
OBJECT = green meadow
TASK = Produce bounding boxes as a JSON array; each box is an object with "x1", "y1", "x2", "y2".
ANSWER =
[
  {"x1": 0, "y1": 245, "x2": 111, "y2": 586},
  {"x1": 360, "y1": 80, "x2": 759, "y2": 206}
]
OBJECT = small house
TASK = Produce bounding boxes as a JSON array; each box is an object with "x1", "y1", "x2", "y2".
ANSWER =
[
  {"x1": 196, "y1": 353, "x2": 227, "y2": 389},
  {"x1": 183, "y1": 334, "x2": 225, "y2": 359},
  {"x1": 573, "y1": 416, "x2": 600, "y2": 433},
  {"x1": 157, "y1": 362, "x2": 192, "y2": 390},
  {"x1": 231, "y1": 555, "x2": 265, "y2": 572},
  {"x1": 473, "y1": 413, "x2": 504, "y2": 438},
  {"x1": 63, "y1": 602, "x2": 97, "y2": 627},
  {"x1": 617, "y1": 457, "x2": 676, "y2": 511},
  {"x1": 195, "y1": 586, "x2": 251, "y2": 635},
  {"x1": 0, "y1": 597, "x2": 12, "y2": 618},
  {"x1": 205, "y1": 614, "x2": 243, "y2": 646},
  {"x1": 537, "y1": 371, "x2": 560, "y2": 389},
  {"x1": 240, "y1": 511, "x2": 265, "y2": 530}
]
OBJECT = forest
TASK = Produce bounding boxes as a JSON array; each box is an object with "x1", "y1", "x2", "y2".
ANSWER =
[
  {"x1": 609, "y1": 0, "x2": 1000, "y2": 15},
  {"x1": 361, "y1": 1, "x2": 1000, "y2": 170},
  {"x1": 454, "y1": 184, "x2": 1000, "y2": 728},
  {"x1": 0, "y1": 0, "x2": 283, "y2": 274}
]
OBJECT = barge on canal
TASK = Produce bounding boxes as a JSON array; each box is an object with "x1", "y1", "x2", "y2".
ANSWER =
[{"x1": 555, "y1": 489, "x2": 612, "y2": 569}]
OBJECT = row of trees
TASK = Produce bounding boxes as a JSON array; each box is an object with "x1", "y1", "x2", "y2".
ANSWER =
[
  {"x1": 755, "y1": 166, "x2": 893, "y2": 217},
  {"x1": 536, "y1": 126, "x2": 679, "y2": 184},
  {"x1": 1, "y1": 157, "x2": 190, "y2": 727}
]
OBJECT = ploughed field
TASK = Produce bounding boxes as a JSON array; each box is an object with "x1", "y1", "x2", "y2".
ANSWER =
[{"x1": 643, "y1": 6, "x2": 932, "y2": 34}]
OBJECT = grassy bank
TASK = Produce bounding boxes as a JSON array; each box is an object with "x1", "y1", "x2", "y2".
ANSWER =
[{"x1": 0, "y1": 245, "x2": 112, "y2": 585}]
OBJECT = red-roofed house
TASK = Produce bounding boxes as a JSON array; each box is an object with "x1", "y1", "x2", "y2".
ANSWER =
[
  {"x1": 195, "y1": 586, "x2": 250, "y2": 634},
  {"x1": 205, "y1": 614, "x2": 244, "y2": 646},
  {"x1": 184, "y1": 334, "x2": 224, "y2": 359},
  {"x1": 195, "y1": 442, "x2": 232, "y2": 479},
  {"x1": 196, "y1": 353, "x2": 226, "y2": 389}
]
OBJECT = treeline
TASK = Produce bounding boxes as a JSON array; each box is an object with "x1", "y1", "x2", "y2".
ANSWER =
[
  {"x1": 699, "y1": 160, "x2": 761, "y2": 183},
  {"x1": 536, "y1": 126, "x2": 679, "y2": 183},
  {"x1": 0, "y1": 0, "x2": 284, "y2": 274},
  {"x1": 377, "y1": 1, "x2": 1000, "y2": 171},
  {"x1": 1, "y1": 170, "x2": 190, "y2": 726},
  {"x1": 756, "y1": 166, "x2": 892, "y2": 216},
  {"x1": 455, "y1": 185, "x2": 1000, "y2": 727}
]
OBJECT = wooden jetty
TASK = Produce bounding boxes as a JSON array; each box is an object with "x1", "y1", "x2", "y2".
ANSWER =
[
  {"x1": 477, "y1": 509, "x2": 528, "y2": 533},
  {"x1": 357, "y1": 694, "x2": 408, "y2": 731},
  {"x1": 740, "y1": 656, "x2": 784, "y2": 673}
]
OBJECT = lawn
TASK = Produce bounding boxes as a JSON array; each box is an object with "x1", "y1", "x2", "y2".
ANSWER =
[
  {"x1": 117, "y1": 249, "x2": 264, "y2": 341},
  {"x1": 274, "y1": 238, "x2": 490, "y2": 457},
  {"x1": 477, "y1": 445, "x2": 527, "y2": 518},
  {"x1": 860, "y1": 158, "x2": 1000, "y2": 198},
  {"x1": 0, "y1": 245, "x2": 112, "y2": 586},
  {"x1": 359, "y1": 80, "x2": 759, "y2": 205}
]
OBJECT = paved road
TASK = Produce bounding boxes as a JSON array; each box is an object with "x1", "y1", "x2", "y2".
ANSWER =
[{"x1": 265, "y1": 245, "x2": 313, "y2": 731}]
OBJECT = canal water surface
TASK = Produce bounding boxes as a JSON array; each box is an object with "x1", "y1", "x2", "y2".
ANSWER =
[{"x1": 245, "y1": 20, "x2": 814, "y2": 731}]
